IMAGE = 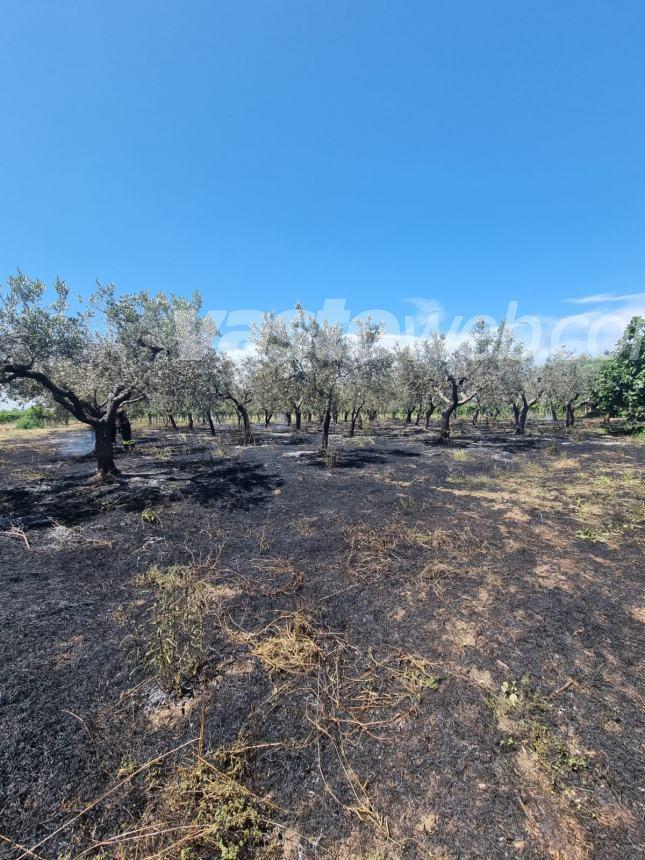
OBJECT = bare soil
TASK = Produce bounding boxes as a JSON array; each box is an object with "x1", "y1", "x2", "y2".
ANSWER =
[{"x1": 0, "y1": 419, "x2": 643, "y2": 859}]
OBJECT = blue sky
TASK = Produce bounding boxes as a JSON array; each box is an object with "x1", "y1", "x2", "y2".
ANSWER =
[{"x1": 1, "y1": 0, "x2": 644, "y2": 353}]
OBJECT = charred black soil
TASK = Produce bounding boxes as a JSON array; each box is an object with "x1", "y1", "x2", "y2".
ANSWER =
[{"x1": 0, "y1": 420, "x2": 643, "y2": 859}]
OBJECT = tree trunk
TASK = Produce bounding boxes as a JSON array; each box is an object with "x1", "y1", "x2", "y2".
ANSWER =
[
  {"x1": 94, "y1": 421, "x2": 118, "y2": 478},
  {"x1": 516, "y1": 404, "x2": 529, "y2": 434},
  {"x1": 264, "y1": 411, "x2": 272, "y2": 428},
  {"x1": 343, "y1": 411, "x2": 349, "y2": 422},
  {"x1": 206, "y1": 409, "x2": 216, "y2": 435},
  {"x1": 565, "y1": 403, "x2": 575, "y2": 427},
  {"x1": 471, "y1": 408, "x2": 480, "y2": 427},
  {"x1": 424, "y1": 405, "x2": 435, "y2": 428},
  {"x1": 511, "y1": 403, "x2": 520, "y2": 430},
  {"x1": 187, "y1": 413, "x2": 194, "y2": 430},
  {"x1": 405, "y1": 409, "x2": 413, "y2": 424},
  {"x1": 168, "y1": 413, "x2": 178, "y2": 430},
  {"x1": 321, "y1": 401, "x2": 332, "y2": 452},
  {"x1": 439, "y1": 406, "x2": 455, "y2": 441},
  {"x1": 295, "y1": 410, "x2": 302, "y2": 430},
  {"x1": 118, "y1": 411, "x2": 132, "y2": 442},
  {"x1": 238, "y1": 404, "x2": 252, "y2": 441},
  {"x1": 349, "y1": 412, "x2": 358, "y2": 437},
  {"x1": 285, "y1": 412, "x2": 292, "y2": 426},
  {"x1": 415, "y1": 411, "x2": 421, "y2": 425}
]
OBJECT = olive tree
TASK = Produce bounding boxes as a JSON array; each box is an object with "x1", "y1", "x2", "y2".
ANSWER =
[
  {"x1": 497, "y1": 341, "x2": 544, "y2": 434},
  {"x1": 286, "y1": 306, "x2": 349, "y2": 452},
  {"x1": 252, "y1": 311, "x2": 316, "y2": 431},
  {"x1": 543, "y1": 351, "x2": 599, "y2": 427},
  {"x1": 343, "y1": 319, "x2": 392, "y2": 436},
  {"x1": 393, "y1": 345, "x2": 426, "y2": 424},
  {"x1": 426, "y1": 321, "x2": 504, "y2": 440},
  {"x1": 247, "y1": 354, "x2": 285, "y2": 426},
  {"x1": 214, "y1": 354, "x2": 255, "y2": 442},
  {"x1": 0, "y1": 273, "x2": 187, "y2": 477}
]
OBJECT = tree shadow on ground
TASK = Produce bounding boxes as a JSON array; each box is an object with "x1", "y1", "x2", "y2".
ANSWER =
[
  {"x1": 305, "y1": 450, "x2": 388, "y2": 470},
  {"x1": 0, "y1": 460, "x2": 281, "y2": 528},
  {"x1": 185, "y1": 463, "x2": 281, "y2": 510}
]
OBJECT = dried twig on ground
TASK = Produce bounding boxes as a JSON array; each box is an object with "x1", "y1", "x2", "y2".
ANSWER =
[{"x1": 0, "y1": 524, "x2": 31, "y2": 549}]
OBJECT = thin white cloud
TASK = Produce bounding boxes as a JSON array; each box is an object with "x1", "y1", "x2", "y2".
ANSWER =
[
  {"x1": 405, "y1": 297, "x2": 444, "y2": 323},
  {"x1": 564, "y1": 291, "x2": 645, "y2": 305}
]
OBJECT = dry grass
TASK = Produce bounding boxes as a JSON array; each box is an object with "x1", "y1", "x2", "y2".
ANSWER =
[
  {"x1": 112, "y1": 740, "x2": 272, "y2": 859},
  {"x1": 146, "y1": 444, "x2": 173, "y2": 462},
  {"x1": 224, "y1": 611, "x2": 322, "y2": 677},
  {"x1": 235, "y1": 557, "x2": 304, "y2": 598},
  {"x1": 303, "y1": 645, "x2": 442, "y2": 844},
  {"x1": 342, "y1": 519, "x2": 486, "y2": 581},
  {"x1": 0, "y1": 421, "x2": 80, "y2": 441},
  {"x1": 559, "y1": 464, "x2": 645, "y2": 546},
  {"x1": 292, "y1": 514, "x2": 319, "y2": 536},
  {"x1": 12, "y1": 466, "x2": 50, "y2": 481},
  {"x1": 220, "y1": 609, "x2": 444, "y2": 847},
  {"x1": 52, "y1": 737, "x2": 280, "y2": 860},
  {"x1": 450, "y1": 449, "x2": 470, "y2": 462}
]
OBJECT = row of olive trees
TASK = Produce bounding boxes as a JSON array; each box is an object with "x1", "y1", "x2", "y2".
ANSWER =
[
  {"x1": 2, "y1": 274, "x2": 640, "y2": 477},
  {"x1": 245, "y1": 310, "x2": 604, "y2": 444}
]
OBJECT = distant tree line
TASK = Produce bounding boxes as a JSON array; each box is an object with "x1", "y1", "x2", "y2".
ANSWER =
[{"x1": 1, "y1": 273, "x2": 643, "y2": 477}]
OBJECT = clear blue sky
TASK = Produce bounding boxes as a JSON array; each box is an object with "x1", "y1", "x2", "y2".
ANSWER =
[{"x1": 1, "y1": 1, "x2": 644, "y2": 338}]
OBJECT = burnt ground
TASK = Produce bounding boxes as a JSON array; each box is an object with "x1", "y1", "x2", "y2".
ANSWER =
[{"x1": 0, "y1": 419, "x2": 643, "y2": 859}]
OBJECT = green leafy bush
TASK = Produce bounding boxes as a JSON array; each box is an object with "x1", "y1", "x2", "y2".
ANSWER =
[
  {"x1": 15, "y1": 405, "x2": 49, "y2": 429},
  {"x1": 0, "y1": 408, "x2": 22, "y2": 424}
]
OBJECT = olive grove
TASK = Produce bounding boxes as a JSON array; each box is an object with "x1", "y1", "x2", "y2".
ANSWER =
[{"x1": 2, "y1": 275, "x2": 643, "y2": 478}]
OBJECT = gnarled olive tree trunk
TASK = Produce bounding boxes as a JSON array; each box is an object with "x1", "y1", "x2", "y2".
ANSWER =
[
  {"x1": 117, "y1": 411, "x2": 132, "y2": 442},
  {"x1": 436, "y1": 377, "x2": 477, "y2": 442},
  {"x1": 93, "y1": 420, "x2": 118, "y2": 478},
  {"x1": 226, "y1": 394, "x2": 253, "y2": 443},
  {"x1": 515, "y1": 397, "x2": 531, "y2": 434},
  {"x1": 439, "y1": 404, "x2": 456, "y2": 441}
]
